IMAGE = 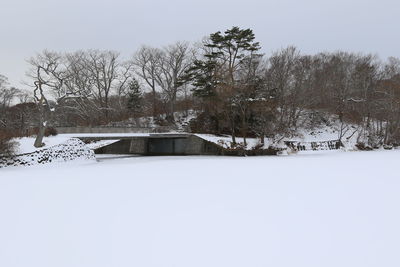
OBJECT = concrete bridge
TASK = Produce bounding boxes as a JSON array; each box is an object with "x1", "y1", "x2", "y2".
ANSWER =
[
  {"x1": 77, "y1": 133, "x2": 280, "y2": 156},
  {"x1": 78, "y1": 134, "x2": 224, "y2": 156}
]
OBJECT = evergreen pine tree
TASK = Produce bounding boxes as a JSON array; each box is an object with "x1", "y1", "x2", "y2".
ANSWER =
[
  {"x1": 126, "y1": 79, "x2": 143, "y2": 114},
  {"x1": 185, "y1": 27, "x2": 262, "y2": 144}
]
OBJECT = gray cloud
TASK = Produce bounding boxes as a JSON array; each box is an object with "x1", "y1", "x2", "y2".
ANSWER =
[{"x1": 1, "y1": 0, "x2": 399, "y2": 87}]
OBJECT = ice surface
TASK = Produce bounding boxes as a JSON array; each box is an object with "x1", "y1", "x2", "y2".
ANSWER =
[{"x1": 0, "y1": 150, "x2": 400, "y2": 267}]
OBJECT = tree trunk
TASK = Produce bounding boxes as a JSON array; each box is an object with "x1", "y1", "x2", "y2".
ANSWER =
[
  {"x1": 34, "y1": 98, "x2": 46, "y2": 148},
  {"x1": 104, "y1": 95, "x2": 109, "y2": 121},
  {"x1": 231, "y1": 117, "x2": 236, "y2": 145},
  {"x1": 34, "y1": 114, "x2": 45, "y2": 148},
  {"x1": 152, "y1": 87, "x2": 157, "y2": 118},
  {"x1": 231, "y1": 129, "x2": 236, "y2": 144},
  {"x1": 167, "y1": 96, "x2": 175, "y2": 123},
  {"x1": 241, "y1": 116, "x2": 247, "y2": 146},
  {"x1": 34, "y1": 127, "x2": 45, "y2": 148},
  {"x1": 260, "y1": 134, "x2": 265, "y2": 145}
]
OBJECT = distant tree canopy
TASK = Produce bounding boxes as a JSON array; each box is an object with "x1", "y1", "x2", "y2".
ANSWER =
[{"x1": 0, "y1": 26, "x2": 399, "y2": 148}]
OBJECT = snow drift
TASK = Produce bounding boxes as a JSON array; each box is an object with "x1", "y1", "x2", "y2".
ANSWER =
[{"x1": 0, "y1": 138, "x2": 95, "y2": 168}]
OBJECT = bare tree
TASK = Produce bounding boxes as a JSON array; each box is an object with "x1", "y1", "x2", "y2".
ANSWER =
[
  {"x1": 132, "y1": 46, "x2": 162, "y2": 118},
  {"x1": 84, "y1": 50, "x2": 121, "y2": 120},
  {"x1": 155, "y1": 42, "x2": 194, "y2": 122},
  {"x1": 56, "y1": 50, "x2": 133, "y2": 125},
  {"x1": 265, "y1": 46, "x2": 300, "y2": 131},
  {"x1": 379, "y1": 57, "x2": 400, "y2": 144},
  {"x1": 27, "y1": 51, "x2": 64, "y2": 147},
  {"x1": 0, "y1": 75, "x2": 22, "y2": 109}
]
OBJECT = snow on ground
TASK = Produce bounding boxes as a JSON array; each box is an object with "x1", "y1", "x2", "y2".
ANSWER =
[
  {"x1": 1, "y1": 150, "x2": 400, "y2": 267},
  {"x1": 85, "y1": 140, "x2": 121, "y2": 150},
  {"x1": 284, "y1": 113, "x2": 362, "y2": 149},
  {"x1": 13, "y1": 134, "x2": 151, "y2": 155},
  {"x1": 290, "y1": 123, "x2": 360, "y2": 148},
  {"x1": 14, "y1": 135, "x2": 72, "y2": 154},
  {"x1": 196, "y1": 114, "x2": 361, "y2": 151},
  {"x1": 196, "y1": 134, "x2": 267, "y2": 150},
  {"x1": 1, "y1": 138, "x2": 96, "y2": 168}
]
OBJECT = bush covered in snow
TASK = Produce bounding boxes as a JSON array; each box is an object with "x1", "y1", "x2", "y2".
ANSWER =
[{"x1": 0, "y1": 138, "x2": 95, "y2": 168}]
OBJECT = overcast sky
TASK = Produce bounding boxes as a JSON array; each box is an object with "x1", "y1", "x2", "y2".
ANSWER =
[{"x1": 1, "y1": 0, "x2": 399, "y2": 87}]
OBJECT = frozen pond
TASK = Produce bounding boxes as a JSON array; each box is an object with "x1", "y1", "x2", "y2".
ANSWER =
[{"x1": 1, "y1": 150, "x2": 400, "y2": 267}]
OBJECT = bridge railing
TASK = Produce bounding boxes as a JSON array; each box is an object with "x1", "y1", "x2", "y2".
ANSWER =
[{"x1": 56, "y1": 126, "x2": 177, "y2": 134}]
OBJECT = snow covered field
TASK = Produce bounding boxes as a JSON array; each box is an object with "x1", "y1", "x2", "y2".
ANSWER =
[{"x1": 1, "y1": 150, "x2": 400, "y2": 267}]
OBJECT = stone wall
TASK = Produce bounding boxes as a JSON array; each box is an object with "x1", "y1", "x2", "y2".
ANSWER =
[{"x1": 0, "y1": 138, "x2": 95, "y2": 168}]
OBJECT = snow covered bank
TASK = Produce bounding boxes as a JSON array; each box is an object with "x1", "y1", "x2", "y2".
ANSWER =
[
  {"x1": 0, "y1": 150, "x2": 400, "y2": 267},
  {"x1": 0, "y1": 138, "x2": 95, "y2": 168},
  {"x1": 13, "y1": 135, "x2": 73, "y2": 154},
  {"x1": 12, "y1": 134, "x2": 152, "y2": 155},
  {"x1": 196, "y1": 112, "x2": 364, "y2": 151},
  {"x1": 195, "y1": 134, "x2": 340, "y2": 153},
  {"x1": 195, "y1": 134, "x2": 266, "y2": 150}
]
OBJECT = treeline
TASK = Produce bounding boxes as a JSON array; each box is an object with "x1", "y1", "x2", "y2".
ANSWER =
[
  {"x1": 1, "y1": 26, "x2": 400, "y2": 150},
  {"x1": 0, "y1": 75, "x2": 32, "y2": 154}
]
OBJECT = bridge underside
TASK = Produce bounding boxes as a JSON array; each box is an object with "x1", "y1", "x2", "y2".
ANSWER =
[{"x1": 79, "y1": 134, "x2": 223, "y2": 156}]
